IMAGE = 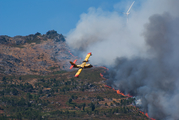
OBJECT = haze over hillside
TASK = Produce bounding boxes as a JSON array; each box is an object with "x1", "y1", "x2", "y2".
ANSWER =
[{"x1": 0, "y1": 30, "x2": 76, "y2": 75}]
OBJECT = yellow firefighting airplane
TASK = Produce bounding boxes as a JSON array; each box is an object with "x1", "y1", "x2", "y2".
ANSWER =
[{"x1": 69, "y1": 52, "x2": 93, "y2": 77}]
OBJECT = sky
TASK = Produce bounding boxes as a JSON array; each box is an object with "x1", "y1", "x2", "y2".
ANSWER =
[{"x1": 0, "y1": 0, "x2": 137, "y2": 37}]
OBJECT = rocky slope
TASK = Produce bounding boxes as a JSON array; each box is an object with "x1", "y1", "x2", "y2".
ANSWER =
[{"x1": 0, "y1": 30, "x2": 75, "y2": 75}]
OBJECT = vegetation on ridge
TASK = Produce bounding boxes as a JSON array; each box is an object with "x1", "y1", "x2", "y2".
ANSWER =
[{"x1": 0, "y1": 68, "x2": 149, "y2": 120}]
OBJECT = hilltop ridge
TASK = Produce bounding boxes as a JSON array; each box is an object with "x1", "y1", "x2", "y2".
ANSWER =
[{"x1": 0, "y1": 30, "x2": 74, "y2": 75}]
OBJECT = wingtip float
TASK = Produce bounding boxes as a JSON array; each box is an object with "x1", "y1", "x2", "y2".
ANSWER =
[
  {"x1": 69, "y1": 52, "x2": 93, "y2": 77},
  {"x1": 75, "y1": 74, "x2": 79, "y2": 78}
]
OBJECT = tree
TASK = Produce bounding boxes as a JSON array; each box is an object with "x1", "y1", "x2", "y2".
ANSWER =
[
  {"x1": 90, "y1": 102, "x2": 95, "y2": 111},
  {"x1": 0, "y1": 91, "x2": 4, "y2": 96},
  {"x1": 2, "y1": 76, "x2": 6, "y2": 81},
  {"x1": 26, "y1": 93, "x2": 33, "y2": 100},
  {"x1": 18, "y1": 97, "x2": 26, "y2": 106},
  {"x1": 122, "y1": 107, "x2": 127, "y2": 113},
  {"x1": 24, "y1": 82, "x2": 33, "y2": 92},
  {"x1": 51, "y1": 88, "x2": 54, "y2": 95},
  {"x1": 12, "y1": 88, "x2": 18, "y2": 95},
  {"x1": 95, "y1": 110, "x2": 99, "y2": 115},
  {"x1": 81, "y1": 88, "x2": 84, "y2": 91},
  {"x1": 55, "y1": 88, "x2": 58, "y2": 93},
  {"x1": 38, "y1": 89, "x2": 42, "y2": 94},
  {"x1": 71, "y1": 78, "x2": 74, "y2": 81},
  {"x1": 110, "y1": 103, "x2": 113, "y2": 106},
  {"x1": 68, "y1": 98, "x2": 72, "y2": 104},
  {"x1": 16, "y1": 113, "x2": 22, "y2": 120},
  {"x1": 82, "y1": 103, "x2": 86, "y2": 111},
  {"x1": 97, "y1": 96, "x2": 104, "y2": 101},
  {"x1": 71, "y1": 95, "x2": 74, "y2": 99},
  {"x1": 2, "y1": 76, "x2": 7, "y2": 84}
]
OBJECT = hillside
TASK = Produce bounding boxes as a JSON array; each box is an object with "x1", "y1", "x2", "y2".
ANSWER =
[
  {"x1": 0, "y1": 30, "x2": 74, "y2": 75},
  {"x1": 0, "y1": 31, "x2": 150, "y2": 120},
  {"x1": 0, "y1": 67, "x2": 150, "y2": 120}
]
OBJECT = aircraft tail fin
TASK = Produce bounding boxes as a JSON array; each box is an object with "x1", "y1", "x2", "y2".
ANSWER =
[{"x1": 70, "y1": 59, "x2": 77, "y2": 69}]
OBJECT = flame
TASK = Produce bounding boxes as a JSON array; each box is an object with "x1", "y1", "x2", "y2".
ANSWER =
[
  {"x1": 104, "y1": 85, "x2": 112, "y2": 89},
  {"x1": 68, "y1": 51, "x2": 82, "y2": 63},
  {"x1": 100, "y1": 66, "x2": 109, "y2": 71},
  {"x1": 127, "y1": 93, "x2": 133, "y2": 98},
  {"x1": 68, "y1": 51, "x2": 76, "y2": 58},
  {"x1": 100, "y1": 73, "x2": 107, "y2": 79},
  {"x1": 145, "y1": 113, "x2": 156, "y2": 120},
  {"x1": 145, "y1": 113, "x2": 149, "y2": 117},
  {"x1": 100, "y1": 66, "x2": 132, "y2": 97},
  {"x1": 104, "y1": 85, "x2": 132, "y2": 98},
  {"x1": 116, "y1": 90, "x2": 133, "y2": 98},
  {"x1": 139, "y1": 111, "x2": 156, "y2": 120},
  {"x1": 100, "y1": 73, "x2": 103, "y2": 77},
  {"x1": 102, "y1": 72, "x2": 156, "y2": 120},
  {"x1": 99, "y1": 66, "x2": 109, "y2": 79},
  {"x1": 116, "y1": 90, "x2": 126, "y2": 96}
]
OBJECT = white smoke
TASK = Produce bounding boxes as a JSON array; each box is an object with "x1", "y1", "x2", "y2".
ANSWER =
[
  {"x1": 66, "y1": 0, "x2": 179, "y2": 119},
  {"x1": 66, "y1": 0, "x2": 179, "y2": 66},
  {"x1": 66, "y1": 5, "x2": 147, "y2": 66}
]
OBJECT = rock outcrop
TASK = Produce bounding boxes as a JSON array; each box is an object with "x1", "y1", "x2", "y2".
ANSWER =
[{"x1": 0, "y1": 30, "x2": 76, "y2": 75}]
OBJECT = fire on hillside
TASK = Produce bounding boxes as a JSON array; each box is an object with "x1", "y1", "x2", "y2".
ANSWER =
[{"x1": 100, "y1": 67, "x2": 156, "y2": 120}]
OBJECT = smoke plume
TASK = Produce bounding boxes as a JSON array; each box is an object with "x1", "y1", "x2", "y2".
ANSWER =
[{"x1": 66, "y1": 0, "x2": 179, "y2": 119}]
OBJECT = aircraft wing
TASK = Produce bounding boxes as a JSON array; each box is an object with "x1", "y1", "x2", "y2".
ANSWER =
[
  {"x1": 84, "y1": 52, "x2": 92, "y2": 62},
  {"x1": 75, "y1": 68, "x2": 83, "y2": 77}
]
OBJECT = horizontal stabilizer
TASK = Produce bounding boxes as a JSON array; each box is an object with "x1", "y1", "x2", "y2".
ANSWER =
[{"x1": 69, "y1": 59, "x2": 77, "y2": 69}]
